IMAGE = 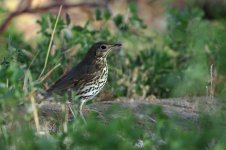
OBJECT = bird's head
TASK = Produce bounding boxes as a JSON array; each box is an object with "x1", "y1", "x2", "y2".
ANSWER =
[{"x1": 88, "y1": 41, "x2": 122, "y2": 59}]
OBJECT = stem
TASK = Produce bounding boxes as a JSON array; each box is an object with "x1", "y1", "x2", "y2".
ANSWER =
[{"x1": 38, "y1": 5, "x2": 62, "y2": 79}]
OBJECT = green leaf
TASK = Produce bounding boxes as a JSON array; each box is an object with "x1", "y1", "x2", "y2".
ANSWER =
[
  {"x1": 113, "y1": 15, "x2": 124, "y2": 27},
  {"x1": 129, "y1": 2, "x2": 138, "y2": 15},
  {"x1": 103, "y1": 9, "x2": 111, "y2": 20},
  {"x1": 95, "y1": 9, "x2": 102, "y2": 20}
]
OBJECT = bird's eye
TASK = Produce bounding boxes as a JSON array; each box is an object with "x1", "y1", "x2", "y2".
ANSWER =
[{"x1": 101, "y1": 45, "x2": 107, "y2": 49}]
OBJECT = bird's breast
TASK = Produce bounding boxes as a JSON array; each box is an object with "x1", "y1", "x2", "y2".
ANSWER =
[{"x1": 76, "y1": 65, "x2": 108, "y2": 101}]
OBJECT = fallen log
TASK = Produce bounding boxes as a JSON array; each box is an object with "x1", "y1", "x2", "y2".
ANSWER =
[{"x1": 37, "y1": 96, "x2": 218, "y2": 132}]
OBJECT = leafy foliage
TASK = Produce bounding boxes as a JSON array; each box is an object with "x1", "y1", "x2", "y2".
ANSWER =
[{"x1": 0, "y1": 1, "x2": 226, "y2": 150}]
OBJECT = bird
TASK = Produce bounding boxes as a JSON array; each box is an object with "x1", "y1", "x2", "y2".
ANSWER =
[{"x1": 46, "y1": 41, "x2": 122, "y2": 121}]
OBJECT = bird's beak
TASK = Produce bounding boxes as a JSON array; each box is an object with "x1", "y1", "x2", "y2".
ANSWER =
[
  {"x1": 109, "y1": 43, "x2": 122, "y2": 50},
  {"x1": 112, "y1": 43, "x2": 122, "y2": 47}
]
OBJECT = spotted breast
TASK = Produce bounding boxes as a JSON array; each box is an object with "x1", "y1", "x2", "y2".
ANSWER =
[{"x1": 76, "y1": 63, "x2": 108, "y2": 103}]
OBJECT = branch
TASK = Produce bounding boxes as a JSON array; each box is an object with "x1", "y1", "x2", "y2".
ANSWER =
[{"x1": 0, "y1": 2, "x2": 104, "y2": 35}]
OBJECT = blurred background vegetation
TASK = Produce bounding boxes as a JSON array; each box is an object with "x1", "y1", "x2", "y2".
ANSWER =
[{"x1": 1, "y1": 0, "x2": 226, "y2": 149}]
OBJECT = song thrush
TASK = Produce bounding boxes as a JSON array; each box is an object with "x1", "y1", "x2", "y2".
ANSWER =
[{"x1": 46, "y1": 41, "x2": 122, "y2": 121}]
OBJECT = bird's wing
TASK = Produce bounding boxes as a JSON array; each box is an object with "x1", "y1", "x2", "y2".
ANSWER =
[{"x1": 46, "y1": 61, "x2": 102, "y2": 93}]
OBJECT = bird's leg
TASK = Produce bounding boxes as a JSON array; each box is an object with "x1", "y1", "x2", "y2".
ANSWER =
[
  {"x1": 79, "y1": 100, "x2": 87, "y2": 124},
  {"x1": 66, "y1": 89, "x2": 75, "y2": 119}
]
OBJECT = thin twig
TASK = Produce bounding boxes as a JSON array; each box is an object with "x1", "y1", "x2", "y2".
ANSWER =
[
  {"x1": 27, "y1": 49, "x2": 40, "y2": 70},
  {"x1": 38, "y1": 5, "x2": 62, "y2": 79},
  {"x1": 0, "y1": 2, "x2": 104, "y2": 34},
  {"x1": 210, "y1": 64, "x2": 214, "y2": 99},
  {"x1": 39, "y1": 63, "x2": 61, "y2": 83},
  {"x1": 30, "y1": 93, "x2": 40, "y2": 132},
  {"x1": 68, "y1": 105, "x2": 76, "y2": 118},
  {"x1": 63, "y1": 104, "x2": 69, "y2": 133}
]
